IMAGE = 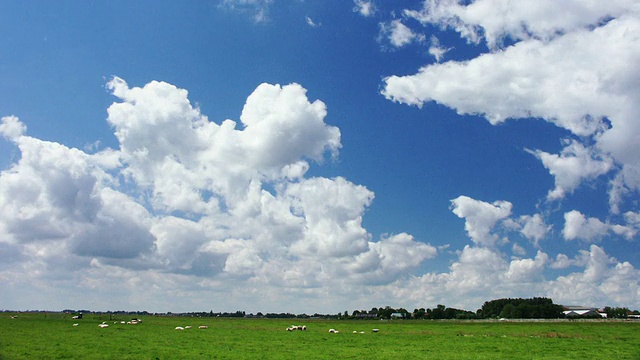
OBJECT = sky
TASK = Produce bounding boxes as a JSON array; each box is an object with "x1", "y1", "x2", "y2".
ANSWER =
[{"x1": 0, "y1": 0, "x2": 639, "y2": 314}]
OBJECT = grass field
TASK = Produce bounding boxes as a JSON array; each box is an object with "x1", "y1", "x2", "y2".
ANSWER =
[{"x1": 1, "y1": 313, "x2": 639, "y2": 359}]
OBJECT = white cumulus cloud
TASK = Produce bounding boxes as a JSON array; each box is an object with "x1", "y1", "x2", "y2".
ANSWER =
[
  {"x1": 451, "y1": 195, "x2": 512, "y2": 247},
  {"x1": 527, "y1": 140, "x2": 613, "y2": 201},
  {"x1": 0, "y1": 77, "x2": 444, "y2": 313},
  {"x1": 353, "y1": 0, "x2": 376, "y2": 17},
  {"x1": 379, "y1": 19, "x2": 425, "y2": 48}
]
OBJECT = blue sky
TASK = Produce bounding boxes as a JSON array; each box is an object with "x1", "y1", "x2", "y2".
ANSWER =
[{"x1": 1, "y1": 1, "x2": 639, "y2": 313}]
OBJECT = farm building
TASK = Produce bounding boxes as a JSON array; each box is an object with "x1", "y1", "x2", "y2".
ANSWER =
[{"x1": 562, "y1": 306, "x2": 605, "y2": 318}]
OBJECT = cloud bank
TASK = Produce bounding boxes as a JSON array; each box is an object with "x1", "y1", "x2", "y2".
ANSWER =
[
  {"x1": 1, "y1": 72, "x2": 639, "y2": 313},
  {"x1": 375, "y1": 0, "x2": 640, "y2": 310},
  {"x1": 382, "y1": 1, "x2": 640, "y2": 210},
  {"x1": 0, "y1": 78, "x2": 440, "y2": 312}
]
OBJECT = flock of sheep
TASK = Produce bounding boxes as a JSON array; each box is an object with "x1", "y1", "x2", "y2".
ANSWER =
[
  {"x1": 91, "y1": 319, "x2": 143, "y2": 328},
  {"x1": 66, "y1": 318, "x2": 380, "y2": 334},
  {"x1": 327, "y1": 328, "x2": 379, "y2": 334},
  {"x1": 175, "y1": 325, "x2": 209, "y2": 330},
  {"x1": 285, "y1": 325, "x2": 379, "y2": 334}
]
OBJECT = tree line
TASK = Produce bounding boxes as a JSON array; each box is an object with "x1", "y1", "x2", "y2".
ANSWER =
[
  {"x1": 11, "y1": 298, "x2": 640, "y2": 320},
  {"x1": 340, "y1": 298, "x2": 639, "y2": 320}
]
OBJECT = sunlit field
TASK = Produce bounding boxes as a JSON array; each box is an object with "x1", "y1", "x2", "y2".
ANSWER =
[{"x1": 1, "y1": 313, "x2": 639, "y2": 359}]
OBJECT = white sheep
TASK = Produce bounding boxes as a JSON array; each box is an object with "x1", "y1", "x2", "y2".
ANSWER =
[
  {"x1": 198, "y1": 326, "x2": 208, "y2": 329},
  {"x1": 175, "y1": 326, "x2": 185, "y2": 330},
  {"x1": 98, "y1": 323, "x2": 109, "y2": 328},
  {"x1": 372, "y1": 328, "x2": 379, "y2": 333},
  {"x1": 73, "y1": 323, "x2": 79, "y2": 327}
]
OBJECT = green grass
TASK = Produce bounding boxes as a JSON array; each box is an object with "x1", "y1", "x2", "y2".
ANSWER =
[{"x1": 1, "y1": 313, "x2": 639, "y2": 359}]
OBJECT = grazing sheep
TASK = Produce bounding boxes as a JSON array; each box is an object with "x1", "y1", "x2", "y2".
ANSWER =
[
  {"x1": 73, "y1": 323, "x2": 79, "y2": 327},
  {"x1": 198, "y1": 326, "x2": 208, "y2": 329},
  {"x1": 175, "y1": 326, "x2": 185, "y2": 330},
  {"x1": 287, "y1": 325, "x2": 306, "y2": 331},
  {"x1": 98, "y1": 323, "x2": 109, "y2": 328},
  {"x1": 185, "y1": 326, "x2": 192, "y2": 329},
  {"x1": 372, "y1": 328, "x2": 379, "y2": 333},
  {"x1": 329, "y1": 328, "x2": 339, "y2": 333}
]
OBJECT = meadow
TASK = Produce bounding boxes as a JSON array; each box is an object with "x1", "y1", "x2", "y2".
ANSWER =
[{"x1": 1, "y1": 313, "x2": 639, "y2": 359}]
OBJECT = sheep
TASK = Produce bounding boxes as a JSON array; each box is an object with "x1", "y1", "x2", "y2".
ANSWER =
[
  {"x1": 372, "y1": 328, "x2": 379, "y2": 333},
  {"x1": 98, "y1": 323, "x2": 109, "y2": 328},
  {"x1": 198, "y1": 326, "x2": 208, "y2": 329},
  {"x1": 73, "y1": 323, "x2": 79, "y2": 327},
  {"x1": 175, "y1": 326, "x2": 185, "y2": 330},
  {"x1": 328, "y1": 328, "x2": 339, "y2": 333},
  {"x1": 185, "y1": 326, "x2": 192, "y2": 329}
]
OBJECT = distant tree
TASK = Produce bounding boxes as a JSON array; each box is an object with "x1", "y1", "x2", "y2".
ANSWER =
[
  {"x1": 413, "y1": 308, "x2": 426, "y2": 319},
  {"x1": 378, "y1": 306, "x2": 396, "y2": 319},
  {"x1": 604, "y1": 307, "x2": 630, "y2": 319},
  {"x1": 481, "y1": 298, "x2": 562, "y2": 319}
]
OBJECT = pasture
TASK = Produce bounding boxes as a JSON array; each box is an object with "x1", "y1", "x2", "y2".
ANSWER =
[{"x1": 1, "y1": 313, "x2": 639, "y2": 359}]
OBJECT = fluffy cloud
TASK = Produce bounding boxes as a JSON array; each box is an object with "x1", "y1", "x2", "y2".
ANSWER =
[
  {"x1": 546, "y1": 245, "x2": 640, "y2": 307},
  {"x1": 0, "y1": 116, "x2": 26, "y2": 141},
  {"x1": 106, "y1": 77, "x2": 341, "y2": 214},
  {"x1": 382, "y1": 7, "x2": 640, "y2": 207},
  {"x1": 0, "y1": 77, "x2": 444, "y2": 312},
  {"x1": 563, "y1": 210, "x2": 636, "y2": 242},
  {"x1": 517, "y1": 214, "x2": 551, "y2": 247},
  {"x1": 404, "y1": 0, "x2": 638, "y2": 49},
  {"x1": 353, "y1": 0, "x2": 376, "y2": 17},
  {"x1": 399, "y1": 242, "x2": 639, "y2": 311},
  {"x1": 382, "y1": 15, "x2": 638, "y2": 135},
  {"x1": 527, "y1": 140, "x2": 613, "y2": 200},
  {"x1": 379, "y1": 19, "x2": 425, "y2": 48},
  {"x1": 428, "y1": 35, "x2": 450, "y2": 62},
  {"x1": 451, "y1": 196, "x2": 512, "y2": 247}
]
